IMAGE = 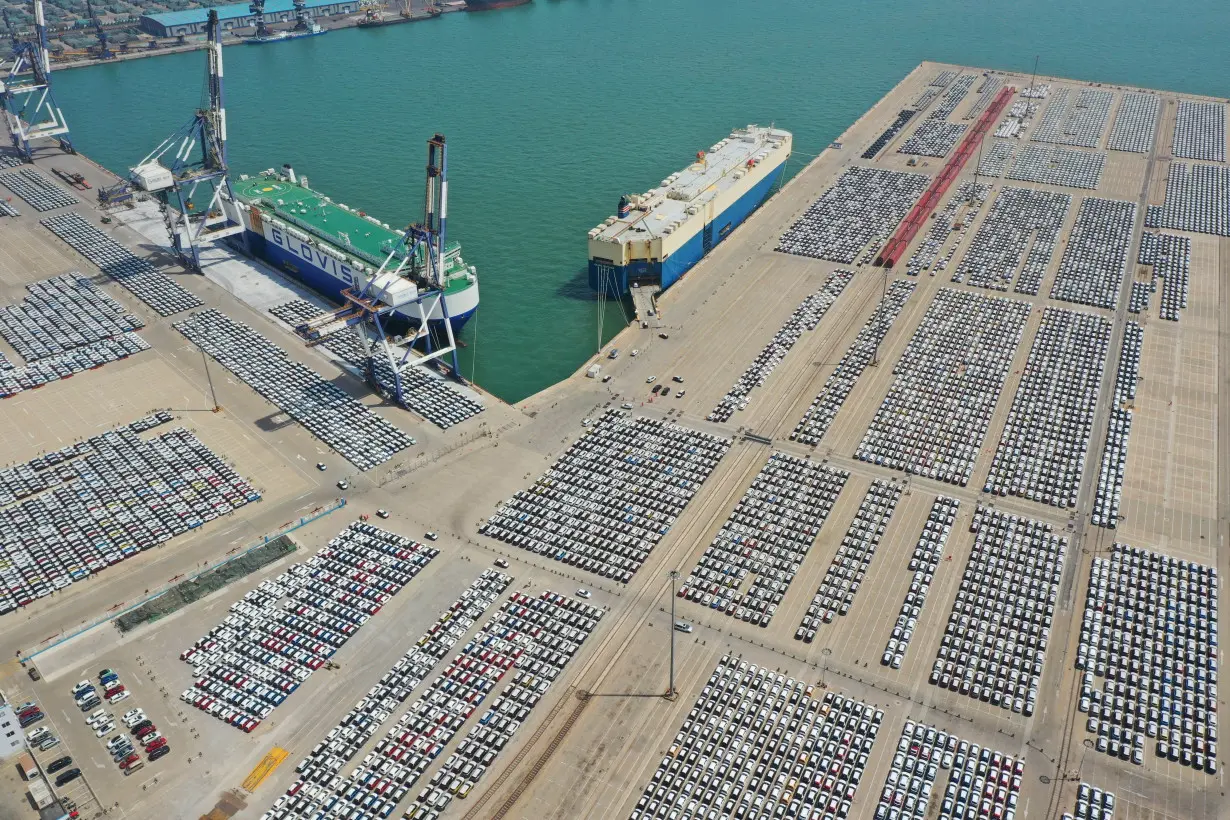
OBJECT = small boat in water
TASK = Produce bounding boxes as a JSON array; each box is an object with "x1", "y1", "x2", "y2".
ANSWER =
[
  {"x1": 246, "y1": 21, "x2": 328, "y2": 43},
  {"x1": 463, "y1": 0, "x2": 531, "y2": 10},
  {"x1": 356, "y1": 0, "x2": 442, "y2": 27}
]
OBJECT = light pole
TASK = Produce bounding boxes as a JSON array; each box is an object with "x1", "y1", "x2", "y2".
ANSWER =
[
  {"x1": 667, "y1": 570, "x2": 679, "y2": 699},
  {"x1": 202, "y1": 350, "x2": 220, "y2": 412}
]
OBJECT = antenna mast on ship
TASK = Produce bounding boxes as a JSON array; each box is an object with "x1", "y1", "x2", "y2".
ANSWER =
[
  {"x1": 294, "y1": 133, "x2": 466, "y2": 404},
  {"x1": 98, "y1": 9, "x2": 246, "y2": 270},
  {"x1": 0, "y1": 0, "x2": 73, "y2": 161}
]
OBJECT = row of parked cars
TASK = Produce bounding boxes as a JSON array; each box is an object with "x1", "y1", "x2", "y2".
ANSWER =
[
  {"x1": 16, "y1": 700, "x2": 62, "y2": 756},
  {"x1": 1062, "y1": 782, "x2": 1116, "y2": 820},
  {"x1": 881, "y1": 495, "x2": 960, "y2": 670},
  {"x1": 267, "y1": 590, "x2": 601, "y2": 820},
  {"x1": 984, "y1": 307, "x2": 1112, "y2": 509},
  {"x1": 1049, "y1": 197, "x2": 1138, "y2": 310},
  {"x1": 173, "y1": 309, "x2": 413, "y2": 470},
  {"x1": 481, "y1": 412, "x2": 731, "y2": 584},
  {"x1": 40, "y1": 212, "x2": 204, "y2": 317},
  {"x1": 931, "y1": 508, "x2": 1066, "y2": 716},
  {"x1": 25, "y1": 723, "x2": 60, "y2": 752},
  {"x1": 94, "y1": 706, "x2": 168, "y2": 774},
  {"x1": 629, "y1": 654, "x2": 883, "y2": 820},
  {"x1": 776, "y1": 166, "x2": 930, "y2": 265},
  {"x1": 13, "y1": 700, "x2": 44, "y2": 730},
  {"x1": 1138, "y1": 231, "x2": 1191, "y2": 322},
  {"x1": 874, "y1": 719, "x2": 1025, "y2": 820},
  {"x1": 72, "y1": 667, "x2": 129, "y2": 713},
  {"x1": 1077, "y1": 543, "x2": 1218, "y2": 772},
  {"x1": 0, "y1": 417, "x2": 260, "y2": 616},
  {"x1": 800, "y1": 479, "x2": 903, "y2": 634},
  {"x1": 790, "y1": 279, "x2": 916, "y2": 449},
  {"x1": 947, "y1": 186, "x2": 1068, "y2": 292},
  {"x1": 408, "y1": 592, "x2": 604, "y2": 818},
  {"x1": 855, "y1": 289, "x2": 1031, "y2": 487},
  {"x1": 1090, "y1": 322, "x2": 1142, "y2": 529},
  {"x1": 272, "y1": 571, "x2": 513, "y2": 813},
  {"x1": 709, "y1": 269, "x2": 853, "y2": 423},
  {"x1": 181, "y1": 523, "x2": 439, "y2": 732},
  {"x1": 78, "y1": 667, "x2": 169, "y2": 774},
  {"x1": 269, "y1": 596, "x2": 527, "y2": 819},
  {"x1": 681, "y1": 453, "x2": 849, "y2": 630},
  {"x1": 1145, "y1": 161, "x2": 1229, "y2": 236}
]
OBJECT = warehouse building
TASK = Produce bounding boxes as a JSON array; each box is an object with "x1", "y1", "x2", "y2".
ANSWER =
[
  {"x1": 0, "y1": 702, "x2": 23, "y2": 758},
  {"x1": 139, "y1": 0, "x2": 358, "y2": 37}
]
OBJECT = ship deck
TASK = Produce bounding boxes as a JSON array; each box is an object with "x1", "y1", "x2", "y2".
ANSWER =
[
  {"x1": 0, "y1": 60, "x2": 1225, "y2": 820},
  {"x1": 232, "y1": 174, "x2": 470, "y2": 295},
  {"x1": 592, "y1": 127, "x2": 789, "y2": 245},
  {"x1": 232, "y1": 174, "x2": 400, "y2": 261}
]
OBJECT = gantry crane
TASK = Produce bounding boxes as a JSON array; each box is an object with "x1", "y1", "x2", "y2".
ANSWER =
[
  {"x1": 0, "y1": 0, "x2": 72, "y2": 160},
  {"x1": 294, "y1": 134, "x2": 466, "y2": 402},
  {"x1": 98, "y1": 10, "x2": 245, "y2": 271}
]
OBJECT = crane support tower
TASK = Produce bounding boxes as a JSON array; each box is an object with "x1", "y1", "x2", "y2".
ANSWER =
[
  {"x1": 294, "y1": 133, "x2": 467, "y2": 403},
  {"x1": 249, "y1": 0, "x2": 270, "y2": 38},
  {"x1": 99, "y1": 10, "x2": 245, "y2": 271},
  {"x1": 86, "y1": 0, "x2": 113, "y2": 59},
  {"x1": 292, "y1": 0, "x2": 311, "y2": 31},
  {"x1": 0, "y1": 0, "x2": 73, "y2": 160}
]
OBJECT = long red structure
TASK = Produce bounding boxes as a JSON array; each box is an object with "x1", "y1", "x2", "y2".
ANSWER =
[{"x1": 876, "y1": 86, "x2": 1016, "y2": 268}]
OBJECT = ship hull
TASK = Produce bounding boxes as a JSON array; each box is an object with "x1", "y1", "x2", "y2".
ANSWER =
[
  {"x1": 356, "y1": 11, "x2": 440, "y2": 26},
  {"x1": 241, "y1": 226, "x2": 478, "y2": 332},
  {"x1": 245, "y1": 29, "x2": 329, "y2": 44},
  {"x1": 464, "y1": 0, "x2": 531, "y2": 9},
  {"x1": 588, "y1": 158, "x2": 786, "y2": 296}
]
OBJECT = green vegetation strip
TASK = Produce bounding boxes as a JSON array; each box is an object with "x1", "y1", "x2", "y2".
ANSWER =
[{"x1": 115, "y1": 535, "x2": 297, "y2": 633}]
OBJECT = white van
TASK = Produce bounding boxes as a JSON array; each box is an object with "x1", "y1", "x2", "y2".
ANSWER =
[{"x1": 123, "y1": 760, "x2": 144, "y2": 775}]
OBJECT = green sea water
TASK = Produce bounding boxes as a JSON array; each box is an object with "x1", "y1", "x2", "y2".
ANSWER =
[{"x1": 51, "y1": 0, "x2": 1229, "y2": 402}]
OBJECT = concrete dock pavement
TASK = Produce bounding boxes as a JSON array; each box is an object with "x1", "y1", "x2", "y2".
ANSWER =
[{"x1": 0, "y1": 60, "x2": 1223, "y2": 820}]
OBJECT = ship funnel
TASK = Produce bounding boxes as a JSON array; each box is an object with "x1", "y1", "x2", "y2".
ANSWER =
[
  {"x1": 282, "y1": 163, "x2": 297, "y2": 184},
  {"x1": 617, "y1": 195, "x2": 630, "y2": 219}
]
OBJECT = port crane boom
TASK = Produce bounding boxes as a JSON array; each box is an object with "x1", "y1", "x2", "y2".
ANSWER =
[
  {"x1": 295, "y1": 134, "x2": 466, "y2": 403},
  {"x1": 2, "y1": 9, "x2": 20, "y2": 52},
  {"x1": 0, "y1": 0, "x2": 73, "y2": 160},
  {"x1": 99, "y1": 9, "x2": 244, "y2": 271}
]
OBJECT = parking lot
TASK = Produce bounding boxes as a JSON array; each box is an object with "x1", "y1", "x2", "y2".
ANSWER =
[
  {"x1": 481, "y1": 66, "x2": 1225, "y2": 820},
  {"x1": 0, "y1": 61, "x2": 1224, "y2": 820}
]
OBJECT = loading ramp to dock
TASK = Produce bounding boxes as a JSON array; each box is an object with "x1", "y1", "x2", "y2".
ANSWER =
[{"x1": 630, "y1": 284, "x2": 662, "y2": 324}]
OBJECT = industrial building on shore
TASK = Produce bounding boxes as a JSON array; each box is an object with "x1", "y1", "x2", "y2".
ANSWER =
[{"x1": 139, "y1": 0, "x2": 358, "y2": 37}]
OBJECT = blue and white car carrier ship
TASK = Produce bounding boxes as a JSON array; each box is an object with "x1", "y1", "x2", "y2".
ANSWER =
[{"x1": 588, "y1": 125, "x2": 792, "y2": 296}]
